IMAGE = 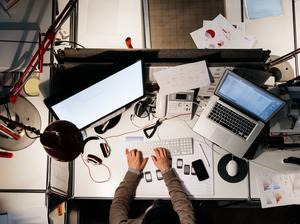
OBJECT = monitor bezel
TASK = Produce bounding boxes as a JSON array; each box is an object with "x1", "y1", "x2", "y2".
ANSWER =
[{"x1": 44, "y1": 59, "x2": 145, "y2": 130}]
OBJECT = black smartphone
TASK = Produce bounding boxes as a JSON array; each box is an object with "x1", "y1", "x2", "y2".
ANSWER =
[{"x1": 192, "y1": 159, "x2": 209, "y2": 181}]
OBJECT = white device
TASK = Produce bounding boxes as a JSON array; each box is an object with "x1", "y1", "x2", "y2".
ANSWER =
[
  {"x1": 155, "y1": 90, "x2": 194, "y2": 118},
  {"x1": 166, "y1": 90, "x2": 194, "y2": 117}
]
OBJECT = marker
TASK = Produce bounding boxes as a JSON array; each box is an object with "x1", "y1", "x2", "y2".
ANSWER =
[{"x1": 0, "y1": 151, "x2": 13, "y2": 158}]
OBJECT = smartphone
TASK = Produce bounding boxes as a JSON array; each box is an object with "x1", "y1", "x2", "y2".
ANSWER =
[
  {"x1": 192, "y1": 159, "x2": 209, "y2": 181},
  {"x1": 177, "y1": 158, "x2": 183, "y2": 169},
  {"x1": 156, "y1": 170, "x2": 163, "y2": 180},
  {"x1": 145, "y1": 171, "x2": 152, "y2": 182},
  {"x1": 184, "y1": 164, "x2": 190, "y2": 175}
]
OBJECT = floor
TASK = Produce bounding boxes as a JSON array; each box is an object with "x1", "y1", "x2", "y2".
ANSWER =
[{"x1": 67, "y1": 199, "x2": 300, "y2": 224}]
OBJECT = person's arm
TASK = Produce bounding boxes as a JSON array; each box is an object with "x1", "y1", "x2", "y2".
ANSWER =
[
  {"x1": 152, "y1": 148, "x2": 196, "y2": 224},
  {"x1": 109, "y1": 149, "x2": 148, "y2": 224}
]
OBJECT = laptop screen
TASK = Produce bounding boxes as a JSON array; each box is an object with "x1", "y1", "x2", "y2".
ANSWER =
[
  {"x1": 216, "y1": 70, "x2": 285, "y2": 123},
  {"x1": 46, "y1": 60, "x2": 144, "y2": 130}
]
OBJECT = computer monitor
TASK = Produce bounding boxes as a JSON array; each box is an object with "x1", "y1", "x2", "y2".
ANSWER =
[{"x1": 44, "y1": 60, "x2": 144, "y2": 130}]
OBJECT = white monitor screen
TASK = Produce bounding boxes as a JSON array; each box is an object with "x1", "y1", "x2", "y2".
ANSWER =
[{"x1": 49, "y1": 60, "x2": 144, "y2": 129}]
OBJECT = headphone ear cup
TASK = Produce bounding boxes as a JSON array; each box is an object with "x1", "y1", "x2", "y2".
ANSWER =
[{"x1": 87, "y1": 154, "x2": 102, "y2": 165}]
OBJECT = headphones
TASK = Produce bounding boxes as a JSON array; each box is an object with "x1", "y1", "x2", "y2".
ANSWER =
[
  {"x1": 82, "y1": 136, "x2": 111, "y2": 164},
  {"x1": 134, "y1": 97, "x2": 155, "y2": 119},
  {"x1": 81, "y1": 136, "x2": 111, "y2": 183}
]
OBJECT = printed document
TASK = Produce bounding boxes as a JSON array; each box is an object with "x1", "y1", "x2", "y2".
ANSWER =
[{"x1": 153, "y1": 60, "x2": 211, "y2": 95}]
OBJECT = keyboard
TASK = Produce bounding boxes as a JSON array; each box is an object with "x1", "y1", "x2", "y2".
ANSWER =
[
  {"x1": 208, "y1": 102, "x2": 256, "y2": 139},
  {"x1": 126, "y1": 137, "x2": 194, "y2": 156}
]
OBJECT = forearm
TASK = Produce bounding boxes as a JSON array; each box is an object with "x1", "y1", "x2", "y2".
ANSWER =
[
  {"x1": 163, "y1": 169, "x2": 196, "y2": 224},
  {"x1": 109, "y1": 171, "x2": 140, "y2": 224}
]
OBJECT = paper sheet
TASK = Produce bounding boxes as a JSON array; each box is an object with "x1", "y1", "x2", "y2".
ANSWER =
[
  {"x1": 256, "y1": 172, "x2": 300, "y2": 208},
  {"x1": 198, "y1": 67, "x2": 230, "y2": 97},
  {"x1": 190, "y1": 14, "x2": 255, "y2": 49},
  {"x1": 125, "y1": 136, "x2": 214, "y2": 196},
  {"x1": 50, "y1": 158, "x2": 69, "y2": 194},
  {"x1": 153, "y1": 60, "x2": 211, "y2": 95}
]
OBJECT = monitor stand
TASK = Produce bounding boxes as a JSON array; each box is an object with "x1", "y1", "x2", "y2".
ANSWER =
[{"x1": 94, "y1": 114, "x2": 122, "y2": 134}]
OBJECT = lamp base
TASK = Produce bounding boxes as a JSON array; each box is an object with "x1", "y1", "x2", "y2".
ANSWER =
[{"x1": 0, "y1": 96, "x2": 41, "y2": 151}]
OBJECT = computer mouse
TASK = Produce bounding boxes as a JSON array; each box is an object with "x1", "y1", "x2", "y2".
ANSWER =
[{"x1": 226, "y1": 159, "x2": 239, "y2": 177}]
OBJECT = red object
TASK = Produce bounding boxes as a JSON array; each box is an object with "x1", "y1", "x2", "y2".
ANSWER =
[
  {"x1": 8, "y1": 0, "x2": 78, "y2": 104},
  {"x1": 125, "y1": 37, "x2": 133, "y2": 48},
  {"x1": 0, "y1": 124, "x2": 20, "y2": 140},
  {"x1": 0, "y1": 151, "x2": 14, "y2": 158}
]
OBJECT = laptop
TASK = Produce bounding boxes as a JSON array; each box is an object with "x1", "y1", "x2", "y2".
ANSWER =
[{"x1": 193, "y1": 70, "x2": 285, "y2": 157}]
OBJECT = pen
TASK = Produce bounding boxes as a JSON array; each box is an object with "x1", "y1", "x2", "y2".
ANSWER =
[
  {"x1": 0, "y1": 151, "x2": 13, "y2": 158},
  {"x1": 199, "y1": 143, "x2": 210, "y2": 167}
]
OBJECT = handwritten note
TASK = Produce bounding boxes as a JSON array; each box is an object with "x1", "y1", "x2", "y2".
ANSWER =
[{"x1": 153, "y1": 60, "x2": 211, "y2": 95}]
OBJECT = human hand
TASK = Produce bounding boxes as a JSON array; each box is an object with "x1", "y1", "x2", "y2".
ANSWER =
[
  {"x1": 151, "y1": 147, "x2": 171, "y2": 173},
  {"x1": 125, "y1": 148, "x2": 148, "y2": 171}
]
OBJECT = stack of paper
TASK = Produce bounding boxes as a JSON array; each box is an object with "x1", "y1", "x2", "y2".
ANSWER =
[
  {"x1": 190, "y1": 14, "x2": 255, "y2": 49},
  {"x1": 257, "y1": 172, "x2": 300, "y2": 208}
]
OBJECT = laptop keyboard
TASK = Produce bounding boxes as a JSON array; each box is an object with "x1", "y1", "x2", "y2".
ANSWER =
[{"x1": 208, "y1": 102, "x2": 256, "y2": 139}]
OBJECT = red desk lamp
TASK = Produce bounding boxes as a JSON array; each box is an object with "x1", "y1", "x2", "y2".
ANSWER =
[{"x1": 0, "y1": 0, "x2": 83, "y2": 162}]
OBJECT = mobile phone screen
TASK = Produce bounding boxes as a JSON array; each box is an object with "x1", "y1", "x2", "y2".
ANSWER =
[{"x1": 192, "y1": 159, "x2": 209, "y2": 181}]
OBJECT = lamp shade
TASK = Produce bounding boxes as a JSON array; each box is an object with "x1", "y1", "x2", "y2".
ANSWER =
[{"x1": 40, "y1": 120, "x2": 83, "y2": 162}]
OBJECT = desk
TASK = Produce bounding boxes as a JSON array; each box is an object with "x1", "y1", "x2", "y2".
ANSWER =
[
  {"x1": 0, "y1": 95, "x2": 48, "y2": 191},
  {"x1": 249, "y1": 148, "x2": 300, "y2": 199},
  {"x1": 72, "y1": 103, "x2": 249, "y2": 199}
]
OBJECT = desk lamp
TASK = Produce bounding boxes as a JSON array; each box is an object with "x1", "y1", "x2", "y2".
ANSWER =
[
  {"x1": 0, "y1": 0, "x2": 81, "y2": 161},
  {"x1": 0, "y1": 114, "x2": 83, "y2": 161}
]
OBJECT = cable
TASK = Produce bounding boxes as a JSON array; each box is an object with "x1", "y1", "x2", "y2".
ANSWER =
[
  {"x1": 24, "y1": 129, "x2": 40, "y2": 139},
  {"x1": 54, "y1": 40, "x2": 85, "y2": 48},
  {"x1": 81, "y1": 154, "x2": 111, "y2": 183}
]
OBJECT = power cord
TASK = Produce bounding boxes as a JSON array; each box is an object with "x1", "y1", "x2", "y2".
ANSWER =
[{"x1": 54, "y1": 40, "x2": 85, "y2": 48}]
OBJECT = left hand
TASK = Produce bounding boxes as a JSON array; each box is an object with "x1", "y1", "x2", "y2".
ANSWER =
[{"x1": 125, "y1": 148, "x2": 148, "y2": 171}]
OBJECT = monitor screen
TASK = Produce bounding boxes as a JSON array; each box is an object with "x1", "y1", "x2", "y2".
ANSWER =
[
  {"x1": 45, "y1": 60, "x2": 144, "y2": 129},
  {"x1": 216, "y1": 70, "x2": 285, "y2": 122}
]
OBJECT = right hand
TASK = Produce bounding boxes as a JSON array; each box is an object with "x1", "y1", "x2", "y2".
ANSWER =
[{"x1": 151, "y1": 147, "x2": 171, "y2": 173}]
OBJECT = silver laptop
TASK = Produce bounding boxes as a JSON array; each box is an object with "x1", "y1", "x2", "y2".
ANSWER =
[{"x1": 193, "y1": 70, "x2": 285, "y2": 157}]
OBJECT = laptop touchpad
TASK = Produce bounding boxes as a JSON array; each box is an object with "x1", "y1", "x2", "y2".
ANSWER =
[{"x1": 212, "y1": 130, "x2": 230, "y2": 144}]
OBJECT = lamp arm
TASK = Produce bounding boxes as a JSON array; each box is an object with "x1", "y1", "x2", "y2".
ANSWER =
[
  {"x1": 266, "y1": 48, "x2": 300, "y2": 68},
  {"x1": 0, "y1": 114, "x2": 41, "y2": 136},
  {"x1": 8, "y1": 0, "x2": 78, "y2": 104}
]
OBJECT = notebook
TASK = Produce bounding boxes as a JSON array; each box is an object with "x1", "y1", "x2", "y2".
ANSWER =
[{"x1": 193, "y1": 70, "x2": 285, "y2": 157}]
